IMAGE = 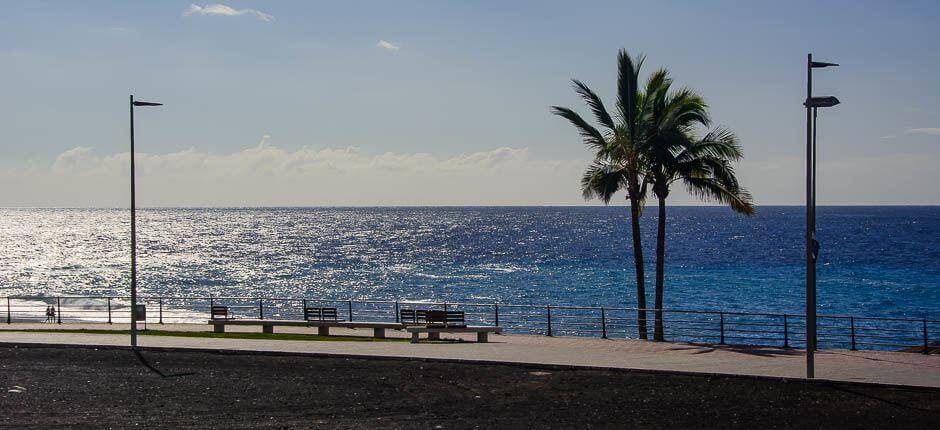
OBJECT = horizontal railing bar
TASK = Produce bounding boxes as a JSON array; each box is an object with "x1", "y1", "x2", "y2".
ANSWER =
[
  {"x1": 8, "y1": 295, "x2": 938, "y2": 323},
  {"x1": 6, "y1": 295, "x2": 935, "y2": 352}
]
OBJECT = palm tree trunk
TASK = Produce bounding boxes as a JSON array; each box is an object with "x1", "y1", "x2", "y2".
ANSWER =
[
  {"x1": 653, "y1": 195, "x2": 666, "y2": 341},
  {"x1": 628, "y1": 187, "x2": 648, "y2": 340}
]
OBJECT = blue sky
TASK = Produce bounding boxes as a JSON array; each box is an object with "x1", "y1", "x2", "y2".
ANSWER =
[{"x1": 2, "y1": 1, "x2": 939, "y2": 206}]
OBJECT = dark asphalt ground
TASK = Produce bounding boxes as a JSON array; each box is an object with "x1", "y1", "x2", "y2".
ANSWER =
[{"x1": 0, "y1": 345, "x2": 937, "y2": 429}]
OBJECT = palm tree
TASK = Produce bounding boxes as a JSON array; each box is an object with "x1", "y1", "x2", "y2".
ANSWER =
[
  {"x1": 642, "y1": 75, "x2": 755, "y2": 341},
  {"x1": 551, "y1": 50, "x2": 652, "y2": 339}
]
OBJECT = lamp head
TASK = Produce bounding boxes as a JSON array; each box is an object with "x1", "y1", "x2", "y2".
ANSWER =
[
  {"x1": 810, "y1": 61, "x2": 839, "y2": 68},
  {"x1": 132, "y1": 101, "x2": 163, "y2": 107},
  {"x1": 804, "y1": 96, "x2": 840, "y2": 108}
]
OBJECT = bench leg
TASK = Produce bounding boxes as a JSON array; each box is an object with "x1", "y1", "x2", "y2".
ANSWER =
[
  {"x1": 477, "y1": 332, "x2": 488, "y2": 343},
  {"x1": 318, "y1": 326, "x2": 330, "y2": 336},
  {"x1": 262, "y1": 325, "x2": 274, "y2": 334},
  {"x1": 411, "y1": 332, "x2": 420, "y2": 343},
  {"x1": 427, "y1": 332, "x2": 440, "y2": 341},
  {"x1": 373, "y1": 328, "x2": 385, "y2": 339},
  {"x1": 213, "y1": 324, "x2": 225, "y2": 333}
]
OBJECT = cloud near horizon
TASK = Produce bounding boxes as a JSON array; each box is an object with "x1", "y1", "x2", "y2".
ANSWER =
[
  {"x1": 376, "y1": 40, "x2": 400, "y2": 51},
  {"x1": 4, "y1": 137, "x2": 939, "y2": 206},
  {"x1": 6, "y1": 137, "x2": 583, "y2": 206},
  {"x1": 184, "y1": 4, "x2": 274, "y2": 22},
  {"x1": 905, "y1": 128, "x2": 940, "y2": 136}
]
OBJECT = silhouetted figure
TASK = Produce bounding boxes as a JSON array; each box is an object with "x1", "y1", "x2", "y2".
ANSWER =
[
  {"x1": 44, "y1": 306, "x2": 53, "y2": 323},
  {"x1": 48, "y1": 306, "x2": 56, "y2": 323}
]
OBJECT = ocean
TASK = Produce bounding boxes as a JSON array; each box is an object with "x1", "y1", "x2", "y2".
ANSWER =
[{"x1": 0, "y1": 206, "x2": 937, "y2": 319}]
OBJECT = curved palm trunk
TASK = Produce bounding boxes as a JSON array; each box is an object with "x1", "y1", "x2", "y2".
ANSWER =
[
  {"x1": 653, "y1": 195, "x2": 666, "y2": 341},
  {"x1": 628, "y1": 181, "x2": 648, "y2": 340}
]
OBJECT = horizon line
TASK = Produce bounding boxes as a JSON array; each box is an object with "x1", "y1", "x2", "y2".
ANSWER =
[{"x1": 2, "y1": 204, "x2": 939, "y2": 210}]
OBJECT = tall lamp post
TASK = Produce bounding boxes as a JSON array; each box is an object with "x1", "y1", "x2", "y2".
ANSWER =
[
  {"x1": 129, "y1": 95, "x2": 163, "y2": 348},
  {"x1": 804, "y1": 55, "x2": 839, "y2": 379}
]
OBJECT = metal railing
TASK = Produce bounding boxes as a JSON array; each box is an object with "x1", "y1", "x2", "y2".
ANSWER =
[{"x1": 3, "y1": 295, "x2": 936, "y2": 353}]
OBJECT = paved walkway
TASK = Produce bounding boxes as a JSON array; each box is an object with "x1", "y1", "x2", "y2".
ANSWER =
[{"x1": 1, "y1": 323, "x2": 937, "y2": 388}]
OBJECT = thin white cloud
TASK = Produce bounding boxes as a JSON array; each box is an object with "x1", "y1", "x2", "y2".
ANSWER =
[
  {"x1": 904, "y1": 128, "x2": 940, "y2": 136},
  {"x1": 376, "y1": 40, "x2": 401, "y2": 51},
  {"x1": 184, "y1": 4, "x2": 274, "y2": 22},
  {"x1": 14, "y1": 137, "x2": 585, "y2": 206}
]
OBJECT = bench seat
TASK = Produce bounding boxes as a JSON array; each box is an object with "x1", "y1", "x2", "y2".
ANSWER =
[
  {"x1": 207, "y1": 319, "x2": 406, "y2": 338},
  {"x1": 406, "y1": 326, "x2": 502, "y2": 343}
]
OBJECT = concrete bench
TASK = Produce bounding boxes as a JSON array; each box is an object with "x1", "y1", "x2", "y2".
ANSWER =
[
  {"x1": 406, "y1": 326, "x2": 501, "y2": 343},
  {"x1": 207, "y1": 319, "x2": 406, "y2": 339},
  {"x1": 304, "y1": 321, "x2": 405, "y2": 338}
]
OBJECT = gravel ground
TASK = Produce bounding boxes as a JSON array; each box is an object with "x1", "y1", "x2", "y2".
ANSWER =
[{"x1": 1, "y1": 345, "x2": 937, "y2": 429}]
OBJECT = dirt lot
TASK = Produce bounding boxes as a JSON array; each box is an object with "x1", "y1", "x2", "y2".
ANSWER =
[{"x1": 0, "y1": 345, "x2": 937, "y2": 429}]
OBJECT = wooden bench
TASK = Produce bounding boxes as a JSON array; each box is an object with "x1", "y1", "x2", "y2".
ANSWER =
[
  {"x1": 304, "y1": 307, "x2": 341, "y2": 322},
  {"x1": 399, "y1": 309, "x2": 466, "y2": 326},
  {"x1": 401, "y1": 309, "x2": 500, "y2": 343},
  {"x1": 425, "y1": 310, "x2": 466, "y2": 328},
  {"x1": 210, "y1": 306, "x2": 230, "y2": 320},
  {"x1": 399, "y1": 309, "x2": 429, "y2": 325}
]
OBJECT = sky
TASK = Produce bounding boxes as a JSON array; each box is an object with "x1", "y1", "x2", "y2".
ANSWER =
[{"x1": 1, "y1": 1, "x2": 939, "y2": 207}]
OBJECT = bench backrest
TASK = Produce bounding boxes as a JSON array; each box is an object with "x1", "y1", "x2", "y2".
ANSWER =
[
  {"x1": 401, "y1": 309, "x2": 465, "y2": 326},
  {"x1": 426, "y1": 310, "x2": 465, "y2": 327},
  {"x1": 399, "y1": 309, "x2": 429, "y2": 324},
  {"x1": 321, "y1": 307, "x2": 338, "y2": 321},
  {"x1": 305, "y1": 307, "x2": 339, "y2": 321},
  {"x1": 210, "y1": 306, "x2": 228, "y2": 320}
]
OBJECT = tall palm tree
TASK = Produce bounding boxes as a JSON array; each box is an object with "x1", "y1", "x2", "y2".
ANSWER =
[
  {"x1": 551, "y1": 50, "x2": 652, "y2": 339},
  {"x1": 642, "y1": 76, "x2": 755, "y2": 340}
]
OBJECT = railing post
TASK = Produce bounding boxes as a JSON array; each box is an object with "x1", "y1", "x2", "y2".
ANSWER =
[
  {"x1": 107, "y1": 297, "x2": 112, "y2": 324},
  {"x1": 348, "y1": 300, "x2": 353, "y2": 322},
  {"x1": 546, "y1": 305, "x2": 552, "y2": 337},
  {"x1": 601, "y1": 307, "x2": 607, "y2": 339},
  {"x1": 718, "y1": 312, "x2": 725, "y2": 345},
  {"x1": 302, "y1": 299, "x2": 308, "y2": 319},
  {"x1": 209, "y1": 296, "x2": 214, "y2": 310},
  {"x1": 394, "y1": 301, "x2": 400, "y2": 323},
  {"x1": 6, "y1": 297, "x2": 10, "y2": 324},
  {"x1": 924, "y1": 318, "x2": 930, "y2": 355},
  {"x1": 158, "y1": 298, "x2": 163, "y2": 324},
  {"x1": 494, "y1": 303, "x2": 499, "y2": 326},
  {"x1": 259, "y1": 298, "x2": 264, "y2": 320},
  {"x1": 850, "y1": 317, "x2": 857, "y2": 351},
  {"x1": 782, "y1": 314, "x2": 789, "y2": 348}
]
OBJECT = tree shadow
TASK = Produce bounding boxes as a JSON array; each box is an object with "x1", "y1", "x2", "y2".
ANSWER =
[{"x1": 668, "y1": 343, "x2": 804, "y2": 358}]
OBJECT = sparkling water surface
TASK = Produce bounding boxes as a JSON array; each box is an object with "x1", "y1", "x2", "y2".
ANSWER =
[{"x1": 0, "y1": 206, "x2": 937, "y2": 318}]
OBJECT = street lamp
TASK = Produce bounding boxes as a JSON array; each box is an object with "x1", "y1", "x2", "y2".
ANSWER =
[
  {"x1": 129, "y1": 95, "x2": 163, "y2": 349},
  {"x1": 805, "y1": 55, "x2": 839, "y2": 379}
]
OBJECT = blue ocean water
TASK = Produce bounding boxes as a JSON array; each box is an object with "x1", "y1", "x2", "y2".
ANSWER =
[{"x1": 0, "y1": 206, "x2": 937, "y2": 319}]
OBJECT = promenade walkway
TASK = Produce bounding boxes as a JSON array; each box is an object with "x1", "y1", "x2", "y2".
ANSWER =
[{"x1": 1, "y1": 323, "x2": 937, "y2": 388}]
